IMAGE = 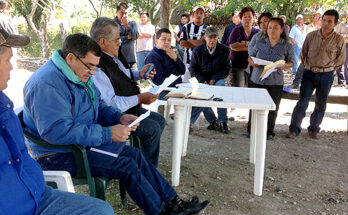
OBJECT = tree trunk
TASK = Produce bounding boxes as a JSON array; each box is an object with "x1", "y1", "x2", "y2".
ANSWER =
[
  {"x1": 39, "y1": 13, "x2": 50, "y2": 58},
  {"x1": 160, "y1": 0, "x2": 170, "y2": 28},
  {"x1": 59, "y1": 22, "x2": 67, "y2": 45}
]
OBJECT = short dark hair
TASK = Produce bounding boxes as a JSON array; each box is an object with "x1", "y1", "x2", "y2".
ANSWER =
[
  {"x1": 181, "y1": 14, "x2": 189, "y2": 19},
  {"x1": 116, "y1": 2, "x2": 128, "y2": 12},
  {"x1": 266, "y1": 17, "x2": 288, "y2": 41},
  {"x1": 155, "y1": 28, "x2": 171, "y2": 39},
  {"x1": 140, "y1": 12, "x2": 149, "y2": 18},
  {"x1": 0, "y1": 0, "x2": 11, "y2": 10},
  {"x1": 61, "y1": 33, "x2": 101, "y2": 59},
  {"x1": 323, "y1": 9, "x2": 339, "y2": 24},
  {"x1": 258, "y1": 12, "x2": 272, "y2": 26},
  {"x1": 240, "y1": 6, "x2": 255, "y2": 19}
]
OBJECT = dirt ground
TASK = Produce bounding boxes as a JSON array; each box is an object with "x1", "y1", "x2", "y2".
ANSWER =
[{"x1": 6, "y1": 58, "x2": 348, "y2": 215}]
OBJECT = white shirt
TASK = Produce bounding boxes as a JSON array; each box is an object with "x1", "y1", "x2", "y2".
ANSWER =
[{"x1": 136, "y1": 23, "x2": 156, "y2": 52}]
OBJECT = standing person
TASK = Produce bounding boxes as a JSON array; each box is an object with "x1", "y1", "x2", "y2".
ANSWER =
[
  {"x1": 221, "y1": 11, "x2": 242, "y2": 45},
  {"x1": 136, "y1": 12, "x2": 155, "y2": 70},
  {"x1": 248, "y1": 18, "x2": 294, "y2": 140},
  {"x1": 280, "y1": 15, "x2": 290, "y2": 35},
  {"x1": 286, "y1": 9, "x2": 346, "y2": 139},
  {"x1": 226, "y1": 6, "x2": 259, "y2": 87},
  {"x1": 0, "y1": 0, "x2": 17, "y2": 34},
  {"x1": 174, "y1": 14, "x2": 189, "y2": 59},
  {"x1": 335, "y1": 12, "x2": 348, "y2": 87},
  {"x1": 189, "y1": 27, "x2": 231, "y2": 133},
  {"x1": 288, "y1": 11, "x2": 323, "y2": 89},
  {"x1": 113, "y1": 2, "x2": 138, "y2": 67},
  {"x1": 289, "y1": 14, "x2": 307, "y2": 75},
  {"x1": 179, "y1": 5, "x2": 207, "y2": 82},
  {"x1": 0, "y1": 28, "x2": 114, "y2": 215},
  {"x1": 23, "y1": 33, "x2": 209, "y2": 215}
]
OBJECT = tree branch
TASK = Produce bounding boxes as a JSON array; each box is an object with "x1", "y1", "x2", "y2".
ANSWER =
[{"x1": 87, "y1": 0, "x2": 99, "y2": 17}]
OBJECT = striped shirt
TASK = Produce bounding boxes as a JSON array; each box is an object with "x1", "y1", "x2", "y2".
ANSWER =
[{"x1": 179, "y1": 22, "x2": 207, "y2": 64}]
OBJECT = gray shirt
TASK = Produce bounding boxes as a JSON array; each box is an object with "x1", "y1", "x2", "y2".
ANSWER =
[{"x1": 249, "y1": 37, "x2": 294, "y2": 85}]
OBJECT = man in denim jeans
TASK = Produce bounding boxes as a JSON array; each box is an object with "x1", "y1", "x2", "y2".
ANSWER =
[{"x1": 286, "y1": 9, "x2": 346, "y2": 140}]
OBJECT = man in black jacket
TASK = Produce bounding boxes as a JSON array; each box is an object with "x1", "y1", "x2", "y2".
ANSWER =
[{"x1": 189, "y1": 27, "x2": 231, "y2": 133}]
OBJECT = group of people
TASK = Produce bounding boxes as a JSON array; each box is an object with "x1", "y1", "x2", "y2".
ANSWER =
[{"x1": 0, "y1": 0, "x2": 347, "y2": 214}]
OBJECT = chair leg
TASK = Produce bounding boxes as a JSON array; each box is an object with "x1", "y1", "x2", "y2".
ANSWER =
[
  {"x1": 119, "y1": 183, "x2": 128, "y2": 208},
  {"x1": 164, "y1": 105, "x2": 171, "y2": 122},
  {"x1": 95, "y1": 177, "x2": 108, "y2": 200}
]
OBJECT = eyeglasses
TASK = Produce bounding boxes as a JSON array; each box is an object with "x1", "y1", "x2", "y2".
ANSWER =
[{"x1": 74, "y1": 54, "x2": 96, "y2": 74}]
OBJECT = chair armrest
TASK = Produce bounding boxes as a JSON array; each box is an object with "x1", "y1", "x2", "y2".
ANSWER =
[{"x1": 43, "y1": 171, "x2": 75, "y2": 193}]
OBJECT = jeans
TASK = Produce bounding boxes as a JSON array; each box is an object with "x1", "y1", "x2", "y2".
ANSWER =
[
  {"x1": 37, "y1": 146, "x2": 177, "y2": 215},
  {"x1": 230, "y1": 67, "x2": 246, "y2": 87},
  {"x1": 335, "y1": 44, "x2": 348, "y2": 85},
  {"x1": 136, "y1": 51, "x2": 151, "y2": 71},
  {"x1": 292, "y1": 45, "x2": 302, "y2": 74},
  {"x1": 247, "y1": 81, "x2": 283, "y2": 136},
  {"x1": 292, "y1": 62, "x2": 305, "y2": 86},
  {"x1": 289, "y1": 69, "x2": 334, "y2": 134},
  {"x1": 132, "y1": 107, "x2": 165, "y2": 168},
  {"x1": 190, "y1": 79, "x2": 228, "y2": 124},
  {"x1": 36, "y1": 186, "x2": 114, "y2": 215}
]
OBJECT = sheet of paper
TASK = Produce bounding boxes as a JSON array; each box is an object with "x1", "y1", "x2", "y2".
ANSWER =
[
  {"x1": 128, "y1": 110, "x2": 151, "y2": 127},
  {"x1": 149, "y1": 74, "x2": 179, "y2": 95},
  {"x1": 260, "y1": 63, "x2": 285, "y2": 81},
  {"x1": 176, "y1": 82, "x2": 210, "y2": 89},
  {"x1": 189, "y1": 77, "x2": 200, "y2": 92},
  {"x1": 251, "y1": 56, "x2": 273, "y2": 66},
  {"x1": 149, "y1": 86, "x2": 160, "y2": 94}
]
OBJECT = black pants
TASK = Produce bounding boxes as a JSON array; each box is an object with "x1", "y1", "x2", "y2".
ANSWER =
[{"x1": 247, "y1": 81, "x2": 283, "y2": 135}]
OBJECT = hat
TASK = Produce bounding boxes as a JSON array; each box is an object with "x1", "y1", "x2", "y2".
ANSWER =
[
  {"x1": 0, "y1": 28, "x2": 30, "y2": 48},
  {"x1": 192, "y1": 5, "x2": 205, "y2": 13},
  {"x1": 315, "y1": 9, "x2": 323, "y2": 16},
  {"x1": 205, "y1": 27, "x2": 218, "y2": 37},
  {"x1": 295, "y1": 14, "x2": 303, "y2": 20},
  {"x1": 280, "y1": 15, "x2": 286, "y2": 19}
]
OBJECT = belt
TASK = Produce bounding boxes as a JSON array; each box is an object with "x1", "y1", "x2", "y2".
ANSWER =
[{"x1": 310, "y1": 67, "x2": 335, "y2": 73}]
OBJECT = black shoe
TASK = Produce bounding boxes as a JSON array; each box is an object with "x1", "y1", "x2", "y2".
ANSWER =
[
  {"x1": 207, "y1": 120, "x2": 218, "y2": 130},
  {"x1": 161, "y1": 196, "x2": 209, "y2": 215},
  {"x1": 267, "y1": 133, "x2": 274, "y2": 140},
  {"x1": 219, "y1": 122, "x2": 230, "y2": 134}
]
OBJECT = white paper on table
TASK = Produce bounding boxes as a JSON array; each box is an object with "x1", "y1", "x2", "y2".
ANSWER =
[
  {"x1": 251, "y1": 56, "x2": 273, "y2": 66},
  {"x1": 189, "y1": 77, "x2": 200, "y2": 92},
  {"x1": 128, "y1": 110, "x2": 151, "y2": 127},
  {"x1": 260, "y1": 63, "x2": 285, "y2": 81},
  {"x1": 149, "y1": 74, "x2": 179, "y2": 95}
]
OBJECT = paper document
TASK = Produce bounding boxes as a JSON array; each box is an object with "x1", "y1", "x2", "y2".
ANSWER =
[
  {"x1": 250, "y1": 56, "x2": 273, "y2": 65},
  {"x1": 189, "y1": 77, "x2": 200, "y2": 92},
  {"x1": 128, "y1": 110, "x2": 151, "y2": 127},
  {"x1": 176, "y1": 83, "x2": 210, "y2": 89},
  {"x1": 260, "y1": 64, "x2": 284, "y2": 81},
  {"x1": 89, "y1": 147, "x2": 119, "y2": 158},
  {"x1": 149, "y1": 75, "x2": 179, "y2": 95}
]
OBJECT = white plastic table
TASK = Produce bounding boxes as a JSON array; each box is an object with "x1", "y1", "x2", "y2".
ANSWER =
[{"x1": 167, "y1": 85, "x2": 276, "y2": 196}]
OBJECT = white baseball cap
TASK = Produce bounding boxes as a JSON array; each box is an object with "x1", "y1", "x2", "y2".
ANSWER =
[
  {"x1": 192, "y1": 5, "x2": 205, "y2": 13},
  {"x1": 296, "y1": 14, "x2": 303, "y2": 20}
]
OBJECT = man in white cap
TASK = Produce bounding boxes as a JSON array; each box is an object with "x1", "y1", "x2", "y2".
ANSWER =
[
  {"x1": 0, "y1": 28, "x2": 114, "y2": 215},
  {"x1": 289, "y1": 14, "x2": 307, "y2": 74},
  {"x1": 280, "y1": 15, "x2": 290, "y2": 35},
  {"x1": 179, "y1": 5, "x2": 207, "y2": 82}
]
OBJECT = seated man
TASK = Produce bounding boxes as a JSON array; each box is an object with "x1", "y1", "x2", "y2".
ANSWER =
[
  {"x1": 145, "y1": 28, "x2": 185, "y2": 98},
  {"x1": 0, "y1": 29, "x2": 113, "y2": 215},
  {"x1": 190, "y1": 27, "x2": 231, "y2": 133},
  {"x1": 91, "y1": 17, "x2": 165, "y2": 167},
  {"x1": 23, "y1": 33, "x2": 209, "y2": 215}
]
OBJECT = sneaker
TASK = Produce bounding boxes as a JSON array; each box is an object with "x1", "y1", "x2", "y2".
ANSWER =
[
  {"x1": 219, "y1": 122, "x2": 230, "y2": 134},
  {"x1": 160, "y1": 196, "x2": 209, "y2": 215},
  {"x1": 207, "y1": 120, "x2": 218, "y2": 130}
]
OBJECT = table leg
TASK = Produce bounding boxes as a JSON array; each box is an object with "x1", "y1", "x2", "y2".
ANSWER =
[
  {"x1": 172, "y1": 105, "x2": 186, "y2": 186},
  {"x1": 254, "y1": 110, "x2": 269, "y2": 196},
  {"x1": 182, "y1": 106, "x2": 192, "y2": 157},
  {"x1": 250, "y1": 109, "x2": 257, "y2": 164}
]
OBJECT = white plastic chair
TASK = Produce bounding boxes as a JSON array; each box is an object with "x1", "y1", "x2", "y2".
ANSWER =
[{"x1": 43, "y1": 171, "x2": 75, "y2": 193}]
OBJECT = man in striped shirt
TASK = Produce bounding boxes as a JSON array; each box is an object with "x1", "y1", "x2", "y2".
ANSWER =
[{"x1": 179, "y1": 5, "x2": 207, "y2": 82}]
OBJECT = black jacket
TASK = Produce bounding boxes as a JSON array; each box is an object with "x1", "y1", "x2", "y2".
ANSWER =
[{"x1": 189, "y1": 42, "x2": 231, "y2": 83}]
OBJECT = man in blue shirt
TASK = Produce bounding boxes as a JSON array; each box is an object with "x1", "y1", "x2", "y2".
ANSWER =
[
  {"x1": 289, "y1": 14, "x2": 307, "y2": 74},
  {"x1": 221, "y1": 11, "x2": 241, "y2": 45},
  {"x1": 91, "y1": 17, "x2": 165, "y2": 168},
  {"x1": 23, "y1": 32, "x2": 209, "y2": 215},
  {"x1": 0, "y1": 28, "x2": 114, "y2": 215}
]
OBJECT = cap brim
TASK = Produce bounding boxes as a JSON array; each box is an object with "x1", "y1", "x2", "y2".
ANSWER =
[{"x1": 0, "y1": 28, "x2": 30, "y2": 48}]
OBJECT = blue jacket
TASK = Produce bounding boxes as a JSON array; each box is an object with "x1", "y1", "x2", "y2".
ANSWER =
[
  {"x1": 0, "y1": 91, "x2": 45, "y2": 215},
  {"x1": 190, "y1": 42, "x2": 231, "y2": 83},
  {"x1": 23, "y1": 51, "x2": 124, "y2": 157},
  {"x1": 145, "y1": 46, "x2": 185, "y2": 87}
]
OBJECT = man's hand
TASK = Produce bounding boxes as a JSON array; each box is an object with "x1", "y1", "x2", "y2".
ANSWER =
[
  {"x1": 120, "y1": 114, "x2": 139, "y2": 131},
  {"x1": 164, "y1": 47, "x2": 177, "y2": 62},
  {"x1": 137, "y1": 92, "x2": 158, "y2": 105},
  {"x1": 111, "y1": 124, "x2": 132, "y2": 142},
  {"x1": 209, "y1": 80, "x2": 216, "y2": 85},
  {"x1": 139, "y1": 64, "x2": 156, "y2": 79},
  {"x1": 121, "y1": 16, "x2": 128, "y2": 26}
]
